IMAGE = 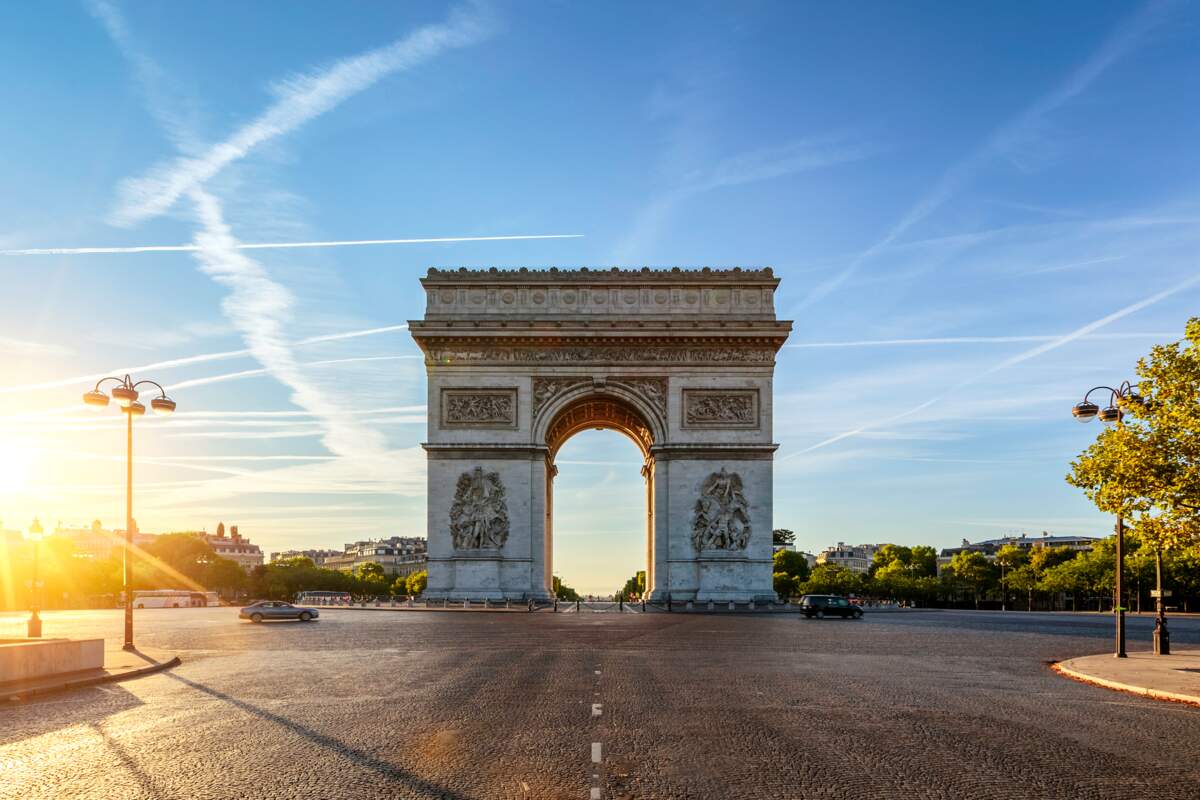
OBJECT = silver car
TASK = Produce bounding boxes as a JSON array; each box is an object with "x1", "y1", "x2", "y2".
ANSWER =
[{"x1": 239, "y1": 600, "x2": 320, "y2": 623}]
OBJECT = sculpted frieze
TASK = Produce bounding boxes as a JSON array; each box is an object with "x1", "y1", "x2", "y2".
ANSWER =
[
  {"x1": 532, "y1": 378, "x2": 582, "y2": 414},
  {"x1": 441, "y1": 389, "x2": 517, "y2": 427},
  {"x1": 683, "y1": 389, "x2": 758, "y2": 428},
  {"x1": 692, "y1": 469, "x2": 752, "y2": 551},
  {"x1": 427, "y1": 346, "x2": 774, "y2": 366},
  {"x1": 449, "y1": 467, "x2": 510, "y2": 550}
]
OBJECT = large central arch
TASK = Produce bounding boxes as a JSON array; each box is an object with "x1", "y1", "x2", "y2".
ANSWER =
[{"x1": 410, "y1": 267, "x2": 792, "y2": 602}]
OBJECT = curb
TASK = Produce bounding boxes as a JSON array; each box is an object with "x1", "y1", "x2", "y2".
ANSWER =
[
  {"x1": 1, "y1": 655, "x2": 182, "y2": 703},
  {"x1": 1050, "y1": 661, "x2": 1200, "y2": 709}
]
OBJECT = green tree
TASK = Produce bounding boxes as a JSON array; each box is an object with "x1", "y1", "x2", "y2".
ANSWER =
[
  {"x1": 772, "y1": 528, "x2": 796, "y2": 547},
  {"x1": 774, "y1": 572, "x2": 801, "y2": 598},
  {"x1": 552, "y1": 575, "x2": 580, "y2": 601},
  {"x1": 802, "y1": 564, "x2": 863, "y2": 596},
  {"x1": 943, "y1": 551, "x2": 995, "y2": 609},
  {"x1": 142, "y1": 533, "x2": 219, "y2": 588},
  {"x1": 1067, "y1": 318, "x2": 1200, "y2": 576},
  {"x1": 615, "y1": 570, "x2": 647, "y2": 601},
  {"x1": 203, "y1": 557, "x2": 247, "y2": 599},
  {"x1": 773, "y1": 550, "x2": 810, "y2": 582},
  {"x1": 405, "y1": 570, "x2": 428, "y2": 596},
  {"x1": 994, "y1": 545, "x2": 1028, "y2": 609}
]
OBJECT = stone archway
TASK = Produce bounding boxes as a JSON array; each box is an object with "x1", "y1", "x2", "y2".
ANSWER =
[{"x1": 409, "y1": 267, "x2": 792, "y2": 602}]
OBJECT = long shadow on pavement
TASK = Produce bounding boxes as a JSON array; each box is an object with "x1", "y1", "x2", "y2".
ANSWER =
[
  {"x1": 0, "y1": 684, "x2": 145, "y2": 745},
  {"x1": 162, "y1": 671, "x2": 478, "y2": 800},
  {"x1": 89, "y1": 720, "x2": 166, "y2": 800}
]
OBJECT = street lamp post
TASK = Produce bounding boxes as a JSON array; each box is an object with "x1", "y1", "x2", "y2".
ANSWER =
[
  {"x1": 25, "y1": 517, "x2": 44, "y2": 638},
  {"x1": 1072, "y1": 380, "x2": 1142, "y2": 659},
  {"x1": 83, "y1": 375, "x2": 177, "y2": 651}
]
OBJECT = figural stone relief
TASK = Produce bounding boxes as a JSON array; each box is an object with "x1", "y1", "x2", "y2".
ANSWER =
[
  {"x1": 449, "y1": 467, "x2": 510, "y2": 550},
  {"x1": 692, "y1": 469, "x2": 752, "y2": 551},
  {"x1": 532, "y1": 376, "x2": 667, "y2": 417},
  {"x1": 683, "y1": 390, "x2": 758, "y2": 427},
  {"x1": 441, "y1": 390, "x2": 517, "y2": 427},
  {"x1": 427, "y1": 346, "x2": 775, "y2": 366}
]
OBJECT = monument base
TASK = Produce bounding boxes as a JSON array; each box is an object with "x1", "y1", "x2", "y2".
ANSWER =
[{"x1": 694, "y1": 550, "x2": 776, "y2": 603}]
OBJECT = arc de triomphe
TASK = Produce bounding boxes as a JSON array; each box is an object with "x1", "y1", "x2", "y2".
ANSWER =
[{"x1": 408, "y1": 267, "x2": 792, "y2": 602}]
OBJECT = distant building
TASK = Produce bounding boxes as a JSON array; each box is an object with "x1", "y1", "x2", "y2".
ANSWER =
[
  {"x1": 197, "y1": 524, "x2": 264, "y2": 572},
  {"x1": 937, "y1": 532, "x2": 1100, "y2": 572},
  {"x1": 324, "y1": 536, "x2": 427, "y2": 577},
  {"x1": 53, "y1": 519, "x2": 156, "y2": 560},
  {"x1": 815, "y1": 542, "x2": 879, "y2": 574},
  {"x1": 271, "y1": 549, "x2": 341, "y2": 566}
]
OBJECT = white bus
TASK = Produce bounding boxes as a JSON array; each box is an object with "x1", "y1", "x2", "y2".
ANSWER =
[
  {"x1": 132, "y1": 589, "x2": 209, "y2": 608},
  {"x1": 295, "y1": 591, "x2": 351, "y2": 606}
]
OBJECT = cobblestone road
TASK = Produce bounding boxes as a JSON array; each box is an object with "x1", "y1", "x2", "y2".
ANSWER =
[{"x1": 1, "y1": 608, "x2": 1198, "y2": 799}]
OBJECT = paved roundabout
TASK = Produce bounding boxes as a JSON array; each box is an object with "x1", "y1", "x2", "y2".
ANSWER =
[{"x1": 1, "y1": 608, "x2": 1198, "y2": 799}]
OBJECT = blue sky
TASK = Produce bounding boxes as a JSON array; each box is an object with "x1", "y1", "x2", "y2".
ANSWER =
[{"x1": 0, "y1": 1, "x2": 1197, "y2": 593}]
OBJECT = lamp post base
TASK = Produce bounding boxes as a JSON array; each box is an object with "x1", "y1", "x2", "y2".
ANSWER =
[
  {"x1": 27, "y1": 612, "x2": 41, "y2": 638},
  {"x1": 1153, "y1": 618, "x2": 1170, "y2": 656}
]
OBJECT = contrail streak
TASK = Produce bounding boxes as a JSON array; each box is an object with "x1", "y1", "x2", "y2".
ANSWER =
[
  {"x1": 111, "y1": 4, "x2": 494, "y2": 226},
  {"x1": 0, "y1": 323, "x2": 411, "y2": 395},
  {"x1": 785, "y1": 332, "x2": 1177, "y2": 349},
  {"x1": 0, "y1": 233, "x2": 583, "y2": 257},
  {"x1": 783, "y1": 269, "x2": 1200, "y2": 459}
]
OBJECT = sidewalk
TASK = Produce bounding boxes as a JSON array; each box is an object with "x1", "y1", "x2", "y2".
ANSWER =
[
  {"x1": 1, "y1": 644, "x2": 179, "y2": 703},
  {"x1": 1053, "y1": 650, "x2": 1200, "y2": 707}
]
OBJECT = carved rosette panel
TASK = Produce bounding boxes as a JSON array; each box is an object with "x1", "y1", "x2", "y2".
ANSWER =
[
  {"x1": 449, "y1": 467, "x2": 510, "y2": 550},
  {"x1": 692, "y1": 469, "x2": 752, "y2": 551},
  {"x1": 426, "y1": 346, "x2": 775, "y2": 366},
  {"x1": 683, "y1": 389, "x2": 759, "y2": 428},
  {"x1": 441, "y1": 389, "x2": 517, "y2": 428}
]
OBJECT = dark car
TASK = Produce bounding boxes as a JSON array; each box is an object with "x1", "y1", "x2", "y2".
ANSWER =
[
  {"x1": 239, "y1": 600, "x2": 320, "y2": 623},
  {"x1": 799, "y1": 594, "x2": 863, "y2": 619}
]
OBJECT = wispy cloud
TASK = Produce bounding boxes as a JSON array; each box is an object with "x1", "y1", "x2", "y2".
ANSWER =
[
  {"x1": 0, "y1": 233, "x2": 581, "y2": 257},
  {"x1": 784, "y1": 269, "x2": 1200, "y2": 458},
  {"x1": 0, "y1": 336, "x2": 73, "y2": 357},
  {"x1": 615, "y1": 136, "x2": 872, "y2": 260},
  {"x1": 784, "y1": 332, "x2": 1177, "y2": 349},
  {"x1": 110, "y1": 4, "x2": 495, "y2": 226},
  {"x1": 0, "y1": 323, "x2": 412, "y2": 395},
  {"x1": 793, "y1": 0, "x2": 1170, "y2": 311}
]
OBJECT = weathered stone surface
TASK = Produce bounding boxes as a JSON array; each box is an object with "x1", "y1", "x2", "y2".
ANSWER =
[{"x1": 411, "y1": 267, "x2": 792, "y2": 602}]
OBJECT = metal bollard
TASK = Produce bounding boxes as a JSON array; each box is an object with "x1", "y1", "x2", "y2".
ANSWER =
[{"x1": 576, "y1": 599, "x2": 581, "y2": 612}]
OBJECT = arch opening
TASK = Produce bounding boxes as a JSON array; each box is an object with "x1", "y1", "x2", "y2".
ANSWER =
[{"x1": 542, "y1": 394, "x2": 657, "y2": 599}]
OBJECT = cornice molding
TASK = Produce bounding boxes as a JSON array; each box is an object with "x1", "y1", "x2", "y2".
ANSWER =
[{"x1": 422, "y1": 266, "x2": 777, "y2": 284}]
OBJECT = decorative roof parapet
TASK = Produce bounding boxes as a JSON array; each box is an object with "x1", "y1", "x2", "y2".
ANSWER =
[{"x1": 422, "y1": 266, "x2": 777, "y2": 283}]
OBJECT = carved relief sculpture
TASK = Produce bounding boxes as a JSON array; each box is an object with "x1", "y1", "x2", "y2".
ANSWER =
[
  {"x1": 532, "y1": 378, "x2": 581, "y2": 414},
  {"x1": 449, "y1": 467, "x2": 510, "y2": 550},
  {"x1": 441, "y1": 390, "x2": 516, "y2": 426},
  {"x1": 614, "y1": 377, "x2": 667, "y2": 416},
  {"x1": 684, "y1": 390, "x2": 758, "y2": 427},
  {"x1": 692, "y1": 469, "x2": 752, "y2": 551}
]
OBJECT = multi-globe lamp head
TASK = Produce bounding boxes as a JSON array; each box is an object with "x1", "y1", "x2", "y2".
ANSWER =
[
  {"x1": 83, "y1": 380, "x2": 176, "y2": 416},
  {"x1": 26, "y1": 517, "x2": 43, "y2": 543}
]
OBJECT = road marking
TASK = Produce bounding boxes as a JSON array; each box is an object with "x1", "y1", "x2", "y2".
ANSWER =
[
  {"x1": 591, "y1": 703, "x2": 602, "y2": 717},
  {"x1": 594, "y1": 669, "x2": 601, "y2": 675},
  {"x1": 591, "y1": 742, "x2": 602, "y2": 763},
  {"x1": 590, "y1": 788, "x2": 601, "y2": 799}
]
